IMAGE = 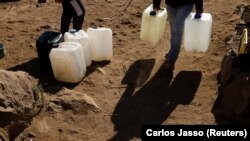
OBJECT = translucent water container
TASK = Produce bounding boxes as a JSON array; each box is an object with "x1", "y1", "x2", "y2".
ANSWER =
[
  {"x1": 87, "y1": 27, "x2": 113, "y2": 61},
  {"x1": 64, "y1": 29, "x2": 92, "y2": 67},
  {"x1": 49, "y1": 42, "x2": 86, "y2": 83},
  {"x1": 140, "y1": 4, "x2": 167, "y2": 44},
  {"x1": 184, "y1": 13, "x2": 213, "y2": 52}
]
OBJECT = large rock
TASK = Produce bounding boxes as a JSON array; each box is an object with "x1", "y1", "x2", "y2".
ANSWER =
[
  {"x1": 0, "y1": 69, "x2": 43, "y2": 140},
  {"x1": 215, "y1": 8, "x2": 250, "y2": 123},
  {"x1": 47, "y1": 88, "x2": 100, "y2": 114},
  {"x1": 216, "y1": 50, "x2": 250, "y2": 123},
  {"x1": 15, "y1": 88, "x2": 100, "y2": 141}
]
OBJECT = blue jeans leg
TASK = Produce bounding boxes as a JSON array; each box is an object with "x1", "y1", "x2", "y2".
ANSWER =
[{"x1": 166, "y1": 4, "x2": 193, "y2": 61}]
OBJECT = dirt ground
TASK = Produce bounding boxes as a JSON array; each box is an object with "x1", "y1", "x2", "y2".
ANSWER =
[{"x1": 0, "y1": 0, "x2": 249, "y2": 140}]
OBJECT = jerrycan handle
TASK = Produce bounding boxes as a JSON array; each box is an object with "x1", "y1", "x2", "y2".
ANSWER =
[
  {"x1": 149, "y1": 8, "x2": 165, "y2": 16},
  {"x1": 194, "y1": 13, "x2": 202, "y2": 19}
]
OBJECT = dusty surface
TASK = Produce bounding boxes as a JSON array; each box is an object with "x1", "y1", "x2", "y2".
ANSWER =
[{"x1": 0, "y1": 0, "x2": 249, "y2": 140}]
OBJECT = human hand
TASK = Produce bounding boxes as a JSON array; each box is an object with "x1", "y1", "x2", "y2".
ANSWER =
[{"x1": 194, "y1": 12, "x2": 202, "y2": 19}]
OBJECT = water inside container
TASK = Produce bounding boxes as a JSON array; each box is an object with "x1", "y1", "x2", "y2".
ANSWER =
[
  {"x1": 64, "y1": 29, "x2": 92, "y2": 67},
  {"x1": 140, "y1": 4, "x2": 167, "y2": 44},
  {"x1": 49, "y1": 42, "x2": 86, "y2": 83},
  {"x1": 184, "y1": 13, "x2": 213, "y2": 52},
  {"x1": 87, "y1": 27, "x2": 113, "y2": 61}
]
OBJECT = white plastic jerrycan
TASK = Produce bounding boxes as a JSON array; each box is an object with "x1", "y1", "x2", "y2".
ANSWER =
[
  {"x1": 87, "y1": 27, "x2": 113, "y2": 61},
  {"x1": 140, "y1": 4, "x2": 167, "y2": 44},
  {"x1": 64, "y1": 29, "x2": 92, "y2": 67},
  {"x1": 184, "y1": 13, "x2": 213, "y2": 52},
  {"x1": 49, "y1": 42, "x2": 86, "y2": 83}
]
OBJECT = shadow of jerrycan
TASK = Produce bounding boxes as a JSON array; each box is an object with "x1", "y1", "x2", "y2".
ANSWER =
[
  {"x1": 140, "y1": 4, "x2": 167, "y2": 45},
  {"x1": 184, "y1": 13, "x2": 213, "y2": 52},
  {"x1": 49, "y1": 42, "x2": 86, "y2": 83}
]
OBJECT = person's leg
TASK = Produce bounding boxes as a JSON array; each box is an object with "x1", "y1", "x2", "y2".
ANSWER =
[
  {"x1": 165, "y1": 5, "x2": 176, "y2": 60},
  {"x1": 72, "y1": 0, "x2": 85, "y2": 31},
  {"x1": 166, "y1": 4, "x2": 193, "y2": 62},
  {"x1": 61, "y1": 1, "x2": 74, "y2": 34}
]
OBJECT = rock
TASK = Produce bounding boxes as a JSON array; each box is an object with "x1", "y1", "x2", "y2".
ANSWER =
[
  {"x1": 0, "y1": 128, "x2": 8, "y2": 141},
  {"x1": 28, "y1": 132, "x2": 36, "y2": 138},
  {"x1": 15, "y1": 88, "x2": 101, "y2": 141},
  {"x1": 0, "y1": 69, "x2": 44, "y2": 140},
  {"x1": 97, "y1": 67, "x2": 106, "y2": 75},
  {"x1": 216, "y1": 52, "x2": 250, "y2": 123},
  {"x1": 47, "y1": 88, "x2": 100, "y2": 114}
]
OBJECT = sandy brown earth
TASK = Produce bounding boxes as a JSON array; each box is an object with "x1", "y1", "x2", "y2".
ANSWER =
[{"x1": 0, "y1": 0, "x2": 249, "y2": 140}]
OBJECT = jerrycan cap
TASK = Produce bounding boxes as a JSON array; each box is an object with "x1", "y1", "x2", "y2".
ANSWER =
[{"x1": 69, "y1": 29, "x2": 77, "y2": 33}]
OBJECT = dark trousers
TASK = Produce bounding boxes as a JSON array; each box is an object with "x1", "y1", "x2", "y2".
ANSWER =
[{"x1": 61, "y1": 0, "x2": 85, "y2": 34}]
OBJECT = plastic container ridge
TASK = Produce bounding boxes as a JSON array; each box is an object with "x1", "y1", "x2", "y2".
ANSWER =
[
  {"x1": 87, "y1": 27, "x2": 113, "y2": 61},
  {"x1": 184, "y1": 13, "x2": 213, "y2": 52},
  {"x1": 140, "y1": 4, "x2": 167, "y2": 44},
  {"x1": 64, "y1": 29, "x2": 92, "y2": 67},
  {"x1": 49, "y1": 42, "x2": 86, "y2": 83}
]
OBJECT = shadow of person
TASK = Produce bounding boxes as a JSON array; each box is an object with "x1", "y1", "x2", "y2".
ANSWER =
[
  {"x1": 109, "y1": 59, "x2": 202, "y2": 141},
  {"x1": 121, "y1": 59, "x2": 156, "y2": 87}
]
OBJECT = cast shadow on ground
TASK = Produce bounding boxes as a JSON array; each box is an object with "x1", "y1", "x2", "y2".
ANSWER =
[
  {"x1": 109, "y1": 59, "x2": 202, "y2": 141},
  {"x1": 7, "y1": 58, "x2": 110, "y2": 94},
  {"x1": 0, "y1": 0, "x2": 20, "y2": 2},
  {"x1": 211, "y1": 85, "x2": 250, "y2": 124}
]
